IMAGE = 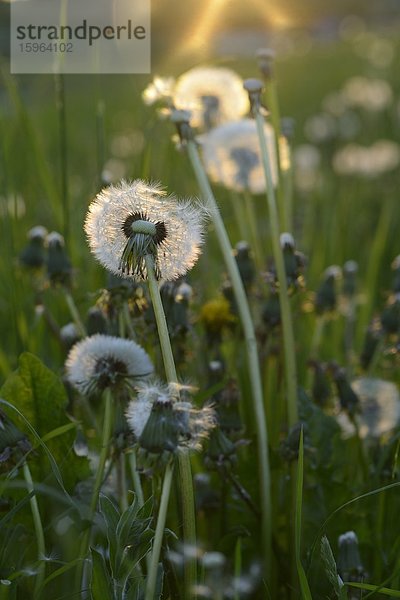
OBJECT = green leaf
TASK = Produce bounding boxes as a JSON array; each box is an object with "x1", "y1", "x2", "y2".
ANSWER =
[
  {"x1": 295, "y1": 428, "x2": 312, "y2": 600},
  {"x1": 0, "y1": 352, "x2": 89, "y2": 491},
  {"x1": 345, "y1": 582, "x2": 400, "y2": 597},
  {"x1": 99, "y1": 494, "x2": 120, "y2": 574},
  {"x1": 320, "y1": 535, "x2": 346, "y2": 599},
  {"x1": 90, "y1": 548, "x2": 113, "y2": 600}
]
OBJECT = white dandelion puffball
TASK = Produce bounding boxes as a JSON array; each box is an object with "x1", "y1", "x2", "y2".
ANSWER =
[
  {"x1": 336, "y1": 377, "x2": 400, "y2": 439},
  {"x1": 174, "y1": 66, "x2": 250, "y2": 129},
  {"x1": 65, "y1": 334, "x2": 153, "y2": 396},
  {"x1": 200, "y1": 119, "x2": 278, "y2": 194},
  {"x1": 85, "y1": 180, "x2": 205, "y2": 282},
  {"x1": 126, "y1": 380, "x2": 170, "y2": 439}
]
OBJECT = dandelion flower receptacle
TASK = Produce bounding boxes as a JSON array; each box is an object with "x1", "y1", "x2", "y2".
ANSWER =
[
  {"x1": 65, "y1": 333, "x2": 153, "y2": 397},
  {"x1": 84, "y1": 180, "x2": 205, "y2": 283}
]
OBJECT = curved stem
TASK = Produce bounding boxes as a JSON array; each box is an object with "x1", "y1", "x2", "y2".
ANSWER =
[
  {"x1": 145, "y1": 255, "x2": 197, "y2": 597},
  {"x1": 76, "y1": 388, "x2": 114, "y2": 593},
  {"x1": 144, "y1": 463, "x2": 174, "y2": 600},
  {"x1": 255, "y1": 111, "x2": 298, "y2": 428},
  {"x1": 186, "y1": 140, "x2": 272, "y2": 575},
  {"x1": 23, "y1": 462, "x2": 46, "y2": 598},
  {"x1": 64, "y1": 289, "x2": 87, "y2": 338}
]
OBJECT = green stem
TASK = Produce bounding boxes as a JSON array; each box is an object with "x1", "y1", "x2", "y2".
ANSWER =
[
  {"x1": 186, "y1": 140, "x2": 272, "y2": 574},
  {"x1": 117, "y1": 453, "x2": 128, "y2": 512},
  {"x1": 145, "y1": 463, "x2": 174, "y2": 600},
  {"x1": 64, "y1": 290, "x2": 87, "y2": 338},
  {"x1": 23, "y1": 462, "x2": 46, "y2": 598},
  {"x1": 76, "y1": 388, "x2": 114, "y2": 592},
  {"x1": 281, "y1": 149, "x2": 293, "y2": 233},
  {"x1": 243, "y1": 190, "x2": 265, "y2": 272},
  {"x1": 145, "y1": 255, "x2": 197, "y2": 597},
  {"x1": 254, "y1": 111, "x2": 298, "y2": 428},
  {"x1": 128, "y1": 451, "x2": 145, "y2": 507}
]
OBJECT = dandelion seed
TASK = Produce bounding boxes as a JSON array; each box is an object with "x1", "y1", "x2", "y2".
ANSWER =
[
  {"x1": 142, "y1": 76, "x2": 175, "y2": 106},
  {"x1": 126, "y1": 381, "x2": 215, "y2": 455},
  {"x1": 65, "y1": 333, "x2": 153, "y2": 397},
  {"x1": 84, "y1": 180, "x2": 205, "y2": 282},
  {"x1": 174, "y1": 67, "x2": 249, "y2": 130},
  {"x1": 200, "y1": 119, "x2": 278, "y2": 193}
]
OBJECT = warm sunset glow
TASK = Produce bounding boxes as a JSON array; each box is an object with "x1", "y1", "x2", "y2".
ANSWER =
[{"x1": 175, "y1": 0, "x2": 229, "y2": 57}]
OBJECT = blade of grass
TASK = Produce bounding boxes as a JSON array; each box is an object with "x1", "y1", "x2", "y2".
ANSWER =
[
  {"x1": 345, "y1": 582, "x2": 400, "y2": 597},
  {"x1": 295, "y1": 428, "x2": 312, "y2": 600}
]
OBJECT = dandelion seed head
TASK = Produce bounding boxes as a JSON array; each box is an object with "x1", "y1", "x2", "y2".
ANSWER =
[
  {"x1": 339, "y1": 531, "x2": 358, "y2": 545},
  {"x1": 200, "y1": 119, "x2": 278, "y2": 194},
  {"x1": 65, "y1": 333, "x2": 153, "y2": 397},
  {"x1": 174, "y1": 67, "x2": 249, "y2": 129},
  {"x1": 84, "y1": 180, "x2": 205, "y2": 282},
  {"x1": 336, "y1": 378, "x2": 400, "y2": 439}
]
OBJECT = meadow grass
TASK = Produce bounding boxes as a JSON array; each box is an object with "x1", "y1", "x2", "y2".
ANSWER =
[{"x1": 0, "y1": 30, "x2": 400, "y2": 599}]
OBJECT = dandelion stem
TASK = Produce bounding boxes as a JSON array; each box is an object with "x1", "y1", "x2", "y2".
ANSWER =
[
  {"x1": 64, "y1": 290, "x2": 87, "y2": 338},
  {"x1": 254, "y1": 111, "x2": 298, "y2": 428},
  {"x1": 128, "y1": 451, "x2": 145, "y2": 507},
  {"x1": 145, "y1": 255, "x2": 197, "y2": 598},
  {"x1": 22, "y1": 461, "x2": 46, "y2": 598},
  {"x1": 144, "y1": 462, "x2": 174, "y2": 600},
  {"x1": 186, "y1": 139, "x2": 272, "y2": 574},
  {"x1": 76, "y1": 388, "x2": 114, "y2": 593}
]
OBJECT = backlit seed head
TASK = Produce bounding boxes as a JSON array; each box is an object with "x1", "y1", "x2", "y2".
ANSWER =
[
  {"x1": 84, "y1": 180, "x2": 205, "y2": 282},
  {"x1": 65, "y1": 334, "x2": 153, "y2": 397}
]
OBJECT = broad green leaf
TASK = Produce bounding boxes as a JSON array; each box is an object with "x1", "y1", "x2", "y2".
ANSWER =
[
  {"x1": 0, "y1": 352, "x2": 89, "y2": 491},
  {"x1": 90, "y1": 548, "x2": 113, "y2": 600}
]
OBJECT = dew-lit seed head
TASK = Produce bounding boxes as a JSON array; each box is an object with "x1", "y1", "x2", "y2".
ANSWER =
[
  {"x1": 85, "y1": 180, "x2": 205, "y2": 282},
  {"x1": 65, "y1": 334, "x2": 153, "y2": 397}
]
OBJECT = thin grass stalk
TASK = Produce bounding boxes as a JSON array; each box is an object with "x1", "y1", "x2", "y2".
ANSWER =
[
  {"x1": 254, "y1": 111, "x2": 298, "y2": 427},
  {"x1": 295, "y1": 429, "x2": 312, "y2": 599},
  {"x1": 243, "y1": 190, "x2": 265, "y2": 271},
  {"x1": 185, "y1": 140, "x2": 272, "y2": 574},
  {"x1": 144, "y1": 254, "x2": 197, "y2": 598},
  {"x1": 22, "y1": 462, "x2": 46, "y2": 598},
  {"x1": 144, "y1": 464, "x2": 174, "y2": 600},
  {"x1": 64, "y1": 289, "x2": 87, "y2": 338},
  {"x1": 55, "y1": 73, "x2": 69, "y2": 245},
  {"x1": 76, "y1": 388, "x2": 114, "y2": 593}
]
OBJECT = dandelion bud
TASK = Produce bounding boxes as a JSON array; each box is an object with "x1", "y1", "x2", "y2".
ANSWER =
[
  {"x1": 60, "y1": 322, "x2": 81, "y2": 349},
  {"x1": 46, "y1": 232, "x2": 72, "y2": 286},
  {"x1": 170, "y1": 109, "x2": 194, "y2": 145},
  {"x1": 330, "y1": 364, "x2": 360, "y2": 416},
  {"x1": 360, "y1": 319, "x2": 382, "y2": 370},
  {"x1": 315, "y1": 266, "x2": 342, "y2": 314},
  {"x1": 214, "y1": 379, "x2": 243, "y2": 436},
  {"x1": 0, "y1": 410, "x2": 32, "y2": 474},
  {"x1": 343, "y1": 260, "x2": 358, "y2": 297},
  {"x1": 279, "y1": 422, "x2": 306, "y2": 462},
  {"x1": 380, "y1": 293, "x2": 400, "y2": 335},
  {"x1": 234, "y1": 241, "x2": 255, "y2": 290},
  {"x1": 243, "y1": 78, "x2": 264, "y2": 116},
  {"x1": 262, "y1": 290, "x2": 281, "y2": 329},
  {"x1": 308, "y1": 361, "x2": 331, "y2": 407},
  {"x1": 205, "y1": 427, "x2": 237, "y2": 469},
  {"x1": 337, "y1": 531, "x2": 365, "y2": 584},
  {"x1": 256, "y1": 48, "x2": 276, "y2": 79},
  {"x1": 19, "y1": 226, "x2": 48, "y2": 269},
  {"x1": 139, "y1": 397, "x2": 180, "y2": 455},
  {"x1": 86, "y1": 306, "x2": 107, "y2": 336}
]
